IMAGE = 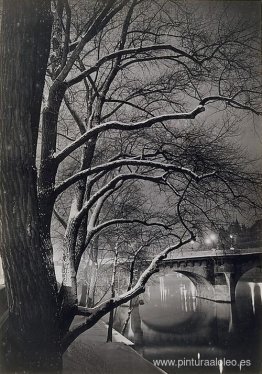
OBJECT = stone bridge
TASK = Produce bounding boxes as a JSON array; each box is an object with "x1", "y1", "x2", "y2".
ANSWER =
[{"x1": 156, "y1": 251, "x2": 262, "y2": 303}]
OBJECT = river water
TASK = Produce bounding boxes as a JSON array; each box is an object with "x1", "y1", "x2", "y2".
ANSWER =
[{"x1": 113, "y1": 271, "x2": 262, "y2": 374}]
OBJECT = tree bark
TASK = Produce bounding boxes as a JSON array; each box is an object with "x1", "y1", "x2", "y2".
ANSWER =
[
  {"x1": 107, "y1": 246, "x2": 118, "y2": 342},
  {"x1": 87, "y1": 260, "x2": 98, "y2": 307},
  {"x1": 0, "y1": 1, "x2": 62, "y2": 371}
]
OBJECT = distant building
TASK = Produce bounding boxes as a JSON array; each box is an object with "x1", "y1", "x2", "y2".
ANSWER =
[{"x1": 219, "y1": 219, "x2": 262, "y2": 249}]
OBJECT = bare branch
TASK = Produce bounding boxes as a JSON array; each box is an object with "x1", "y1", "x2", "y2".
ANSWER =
[
  {"x1": 90, "y1": 218, "x2": 174, "y2": 236},
  {"x1": 56, "y1": 0, "x2": 127, "y2": 82},
  {"x1": 64, "y1": 95, "x2": 86, "y2": 134},
  {"x1": 66, "y1": 43, "x2": 202, "y2": 87},
  {"x1": 54, "y1": 157, "x2": 217, "y2": 196},
  {"x1": 60, "y1": 0, "x2": 71, "y2": 70},
  {"x1": 200, "y1": 95, "x2": 261, "y2": 115},
  {"x1": 54, "y1": 105, "x2": 206, "y2": 164},
  {"x1": 75, "y1": 173, "x2": 167, "y2": 224}
]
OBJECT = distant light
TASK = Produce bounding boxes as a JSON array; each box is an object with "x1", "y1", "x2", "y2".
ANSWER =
[
  {"x1": 210, "y1": 233, "x2": 217, "y2": 241},
  {"x1": 205, "y1": 238, "x2": 212, "y2": 245}
]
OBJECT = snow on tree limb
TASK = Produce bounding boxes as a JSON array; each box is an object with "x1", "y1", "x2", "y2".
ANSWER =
[
  {"x1": 62, "y1": 236, "x2": 193, "y2": 351},
  {"x1": 54, "y1": 105, "x2": 205, "y2": 163},
  {"x1": 75, "y1": 173, "x2": 167, "y2": 224},
  {"x1": 56, "y1": 0, "x2": 127, "y2": 82},
  {"x1": 89, "y1": 218, "x2": 174, "y2": 237},
  {"x1": 54, "y1": 94, "x2": 260, "y2": 166},
  {"x1": 54, "y1": 158, "x2": 217, "y2": 196}
]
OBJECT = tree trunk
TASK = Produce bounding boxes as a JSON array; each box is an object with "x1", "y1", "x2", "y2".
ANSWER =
[
  {"x1": 107, "y1": 246, "x2": 118, "y2": 342},
  {"x1": 79, "y1": 282, "x2": 88, "y2": 307},
  {"x1": 121, "y1": 300, "x2": 133, "y2": 335},
  {"x1": 0, "y1": 1, "x2": 62, "y2": 371},
  {"x1": 87, "y1": 260, "x2": 98, "y2": 307},
  {"x1": 107, "y1": 308, "x2": 115, "y2": 343}
]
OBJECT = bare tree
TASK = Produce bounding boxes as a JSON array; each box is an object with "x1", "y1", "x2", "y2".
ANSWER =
[{"x1": 0, "y1": 0, "x2": 261, "y2": 371}]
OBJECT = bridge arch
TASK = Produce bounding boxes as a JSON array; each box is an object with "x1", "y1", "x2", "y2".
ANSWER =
[
  {"x1": 174, "y1": 270, "x2": 215, "y2": 301},
  {"x1": 158, "y1": 252, "x2": 262, "y2": 302},
  {"x1": 235, "y1": 264, "x2": 262, "y2": 285}
]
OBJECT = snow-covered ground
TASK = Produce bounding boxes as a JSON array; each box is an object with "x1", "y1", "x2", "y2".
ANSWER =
[{"x1": 63, "y1": 318, "x2": 166, "y2": 374}]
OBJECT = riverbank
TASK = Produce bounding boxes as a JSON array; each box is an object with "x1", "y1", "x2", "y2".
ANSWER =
[{"x1": 63, "y1": 317, "x2": 166, "y2": 374}]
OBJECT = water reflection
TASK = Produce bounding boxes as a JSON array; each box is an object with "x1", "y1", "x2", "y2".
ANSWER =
[{"x1": 114, "y1": 273, "x2": 262, "y2": 374}]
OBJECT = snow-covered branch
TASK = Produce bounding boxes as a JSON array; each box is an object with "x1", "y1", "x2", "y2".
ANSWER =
[
  {"x1": 56, "y1": 0, "x2": 126, "y2": 82},
  {"x1": 74, "y1": 173, "x2": 166, "y2": 224},
  {"x1": 54, "y1": 93, "x2": 260, "y2": 167},
  {"x1": 89, "y1": 218, "x2": 174, "y2": 237},
  {"x1": 54, "y1": 105, "x2": 205, "y2": 164},
  {"x1": 62, "y1": 236, "x2": 193, "y2": 351},
  {"x1": 54, "y1": 158, "x2": 217, "y2": 196}
]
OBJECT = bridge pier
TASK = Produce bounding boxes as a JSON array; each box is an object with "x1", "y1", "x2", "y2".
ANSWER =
[{"x1": 213, "y1": 272, "x2": 237, "y2": 303}]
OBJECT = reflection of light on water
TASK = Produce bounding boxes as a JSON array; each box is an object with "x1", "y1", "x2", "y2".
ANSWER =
[
  {"x1": 248, "y1": 282, "x2": 255, "y2": 314},
  {"x1": 160, "y1": 276, "x2": 167, "y2": 302},
  {"x1": 184, "y1": 288, "x2": 188, "y2": 312},
  {"x1": 147, "y1": 286, "x2": 151, "y2": 301},
  {"x1": 179, "y1": 282, "x2": 197, "y2": 312},
  {"x1": 258, "y1": 282, "x2": 262, "y2": 304},
  {"x1": 228, "y1": 306, "x2": 233, "y2": 332},
  {"x1": 180, "y1": 284, "x2": 185, "y2": 311},
  {"x1": 190, "y1": 282, "x2": 196, "y2": 297},
  {"x1": 247, "y1": 281, "x2": 262, "y2": 314},
  {"x1": 190, "y1": 282, "x2": 197, "y2": 312},
  {"x1": 192, "y1": 297, "x2": 196, "y2": 311},
  {"x1": 218, "y1": 359, "x2": 223, "y2": 374},
  {"x1": 121, "y1": 276, "x2": 258, "y2": 374},
  {"x1": 128, "y1": 318, "x2": 134, "y2": 339}
]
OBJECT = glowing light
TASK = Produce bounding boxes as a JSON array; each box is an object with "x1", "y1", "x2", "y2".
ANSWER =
[
  {"x1": 193, "y1": 297, "x2": 196, "y2": 311},
  {"x1": 205, "y1": 233, "x2": 217, "y2": 246},
  {"x1": 128, "y1": 318, "x2": 134, "y2": 339},
  {"x1": 210, "y1": 233, "x2": 217, "y2": 241},
  {"x1": 160, "y1": 276, "x2": 167, "y2": 303},
  {"x1": 218, "y1": 359, "x2": 223, "y2": 374},
  {"x1": 190, "y1": 282, "x2": 196, "y2": 297},
  {"x1": 248, "y1": 282, "x2": 255, "y2": 314},
  {"x1": 228, "y1": 307, "x2": 233, "y2": 333}
]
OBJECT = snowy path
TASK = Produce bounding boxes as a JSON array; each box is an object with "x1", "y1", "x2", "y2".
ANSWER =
[{"x1": 63, "y1": 317, "x2": 166, "y2": 374}]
